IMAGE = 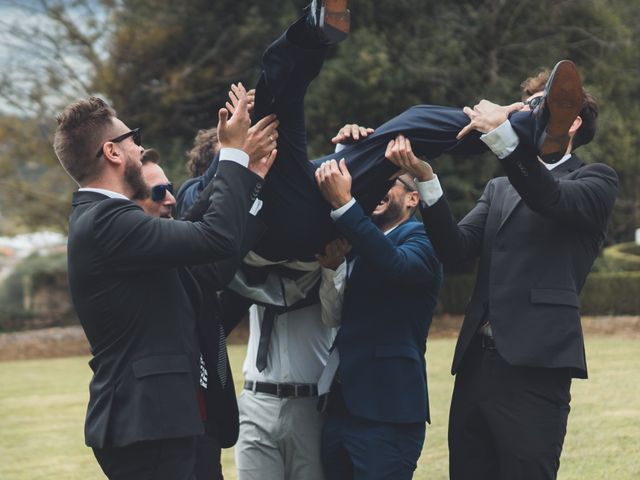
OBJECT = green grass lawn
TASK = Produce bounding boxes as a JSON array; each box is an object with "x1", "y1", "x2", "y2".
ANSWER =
[{"x1": 1, "y1": 337, "x2": 638, "y2": 479}]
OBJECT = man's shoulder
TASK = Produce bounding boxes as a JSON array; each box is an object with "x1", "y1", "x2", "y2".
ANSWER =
[
  {"x1": 391, "y1": 218, "x2": 427, "y2": 240},
  {"x1": 71, "y1": 194, "x2": 137, "y2": 223},
  {"x1": 568, "y1": 159, "x2": 619, "y2": 194},
  {"x1": 69, "y1": 194, "x2": 142, "y2": 248},
  {"x1": 576, "y1": 160, "x2": 617, "y2": 177}
]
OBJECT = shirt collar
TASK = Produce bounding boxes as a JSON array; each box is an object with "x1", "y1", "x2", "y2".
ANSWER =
[
  {"x1": 543, "y1": 153, "x2": 572, "y2": 171},
  {"x1": 384, "y1": 224, "x2": 399, "y2": 235},
  {"x1": 78, "y1": 187, "x2": 129, "y2": 200}
]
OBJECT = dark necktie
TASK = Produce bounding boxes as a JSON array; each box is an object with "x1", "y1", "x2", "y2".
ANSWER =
[
  {"x1": 254, "y1": 266, "x2": 322, "y2": 372},
  {"x1": 217, "y1": 324, "x2": 228, "y2": 387},
  {"x1": 255, "y1": 306, "x2": 276, "y2": 372}
]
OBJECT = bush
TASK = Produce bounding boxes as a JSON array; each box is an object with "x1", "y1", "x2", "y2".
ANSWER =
[
  {"x1": 0, "y1": 250, "x2": 76, "y2": 332},
  {"x1": 437, "y1": 271, "x2": 640, "y2": 316},
  {"x1": 436, "y1": 273, "x2": 476, "y2": 315},
  {"x1": 597, "y1": 242, "x2": 640, "y2": 272},
  {"x1": 580, "y1": 272, "x2": 640, "y2": 315}
]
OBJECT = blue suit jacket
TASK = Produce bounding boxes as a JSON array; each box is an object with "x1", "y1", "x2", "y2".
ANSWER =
[{"x1": 333, "y1": 202, "x2": 442, "y2": 424}]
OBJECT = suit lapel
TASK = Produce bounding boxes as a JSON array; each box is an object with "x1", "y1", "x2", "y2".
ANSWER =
[
  {"x1": 497, "y1": 183, "x2": 523, "y2": 233},
  {"x1": 496, "y1": 154, "x2": 583, "y2": 233},
  {"x1": 346, "y1": 250, "x2": 359, "y2": 280}
]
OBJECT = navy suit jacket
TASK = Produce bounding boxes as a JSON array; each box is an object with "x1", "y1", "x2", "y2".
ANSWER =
[{"x1": 333, "y1": 202, "x2": 442, "y2": 424}]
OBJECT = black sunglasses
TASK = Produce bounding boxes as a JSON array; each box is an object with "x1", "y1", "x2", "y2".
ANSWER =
[
  {"x1": 395, "y1": 176, "x2": 416, "y2": 192},
  {"x1": 95, "y1": 128, "x2": 142, "y2": 158},
  {"x1": 523, "y1": 96, "x2": 544, "y2": 109},
  {"x1": 150, "y1": 183, "x2": 174, "y2": 202}
]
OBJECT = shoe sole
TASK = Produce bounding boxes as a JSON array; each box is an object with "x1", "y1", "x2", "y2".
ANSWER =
[
  {"x1": 539, "y1": 60, "x2": 582, "y2": 159},
  {"x1": 321, "y1": 0, "x2": 350, "y2": 42}
]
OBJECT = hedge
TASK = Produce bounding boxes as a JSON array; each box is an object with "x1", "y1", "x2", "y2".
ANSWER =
[
  {"x1": 0, "y1": 251, "x2": 76, "y2": 332},
  {"x1": 599, "y1": 242, "x2": 640, "y2": 271},
  {"x1": 1, "y1": 254, "x2": 639, "y2": 333},
  {"x1": 437, "y1": 272, "x2": 640, "y2": 316}
]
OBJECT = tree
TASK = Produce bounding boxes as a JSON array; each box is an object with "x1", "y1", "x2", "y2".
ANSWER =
[
  {"x1": 93, "y1": 0, "x2": 298, "y2": 181},
  {"x1": 0, "y1": 115, "x2": 75, "y2": 233},
  {"x1": 0, "y1": 0, "x2": 637, "y2": 242}
]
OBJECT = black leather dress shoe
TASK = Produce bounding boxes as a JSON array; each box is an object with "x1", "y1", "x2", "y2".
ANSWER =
[
  {"x1": 310, "y1": 0, "x2": 351, "y2": 44},
  {"x1": 534, "y1": 60, "x2": 583, "y2": 163}
]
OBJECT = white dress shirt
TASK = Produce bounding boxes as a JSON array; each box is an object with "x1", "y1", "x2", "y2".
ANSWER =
[
  {"x1": 241, "y1": 256, "x2": 345, "y2": 384},
  {"x1": 77, "y1": 187, "x2": 129, "y2": 199},
  {"x1": 416, "y1": 120, "x2": 572, "y2": 205}
]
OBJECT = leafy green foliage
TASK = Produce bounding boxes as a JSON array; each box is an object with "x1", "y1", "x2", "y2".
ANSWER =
[
  {"x1": 0, "y1": 116, "x2": 75, "y2": 234},
  {"x1": 0, "y1": 0, "x2": 638, "y2": 241},
  {"x1": 596, "y1": 242, "x2": 640, "y2": 272}
]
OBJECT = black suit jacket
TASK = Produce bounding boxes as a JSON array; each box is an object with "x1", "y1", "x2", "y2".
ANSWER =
[
  {"x1": 67, "y1": 161, "x2": 263, "y2": 448},
  {"x1": 421, "y1": 145, "x2": 618, "y2": 378},
  {"x1": 187, "y1": 211, "x2": 266, "y2": 448}
]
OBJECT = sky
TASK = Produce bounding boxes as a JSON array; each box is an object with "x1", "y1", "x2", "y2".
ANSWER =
[{"x1": 0, "y1": 0, "x2": 107, "y2": 115}]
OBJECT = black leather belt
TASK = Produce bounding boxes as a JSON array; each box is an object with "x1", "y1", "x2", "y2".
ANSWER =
[
  {"x1": 477, "y1": 321, "x2": 497, "y2": 350},
  {"x1": 244, "y1": 380, "x2": 318, "y2": 398},
  {"x1": 477, "y1": 334, "x2": 497, "y2": 350}
]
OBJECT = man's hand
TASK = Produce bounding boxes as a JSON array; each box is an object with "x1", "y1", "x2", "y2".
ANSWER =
[
  {"x1": 385, "y1": 135, "x2": 434, "y2": 182},
  {"x1": 217, "y1": 84, "x2": 250, "y2": 149},
  {"x1": 226, "y1": 84, "x2": 256, "y2": 115},
  {"x1": 457, "y1": 100, "x2": 524, "y2": 139},
  {"x1": 316, "y1": 238, "x2": 351, "y2": 270},
  {"x1": 248, "y1": 149, "x2": 277, "y2": 179},
  {"x1": 331, "y1": 124, "x2": 374, "y2": 145},
  {"x1": 315, "y1": 158, "x2": 353, "y2": 209},
  {"x1": 243, "y1": 114, "x2": 279, "y2": 163}
]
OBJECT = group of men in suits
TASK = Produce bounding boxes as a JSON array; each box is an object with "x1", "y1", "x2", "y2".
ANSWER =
[
  {"x1": 169, "y1": 4, "x2": 442, "y2": 478},
  {"x1": 53, "y1": 1, "x2": 618, "y2": 479}
]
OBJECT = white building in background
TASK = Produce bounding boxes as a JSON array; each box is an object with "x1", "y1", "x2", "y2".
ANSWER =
[
  {"x1": 0, "y1": 231, "x2": 67, "y2": 259},
  {"x1": 0, "y1": 231, "x2": 67, "y2": 284}
]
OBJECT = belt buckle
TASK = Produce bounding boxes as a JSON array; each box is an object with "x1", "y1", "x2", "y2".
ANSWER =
[
  {"x1": 294, "y1": 384, "x2": 300, "y2": 397},
  {"x1": 481, "y1": 335, "x2": 496, "y2": 350},
  {"x1": 276, "y1": 383, "x2": 283, "y2": 398}
]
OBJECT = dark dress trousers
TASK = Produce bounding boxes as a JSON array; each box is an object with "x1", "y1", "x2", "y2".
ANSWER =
[
  {"x1": 177, "y1": 17, "x2": 506, "y2": 262},
  {"x1": 67, "y1": 161, "x2": 263, "y2": 478},
  {"x1": 420, "y1": 142, "x2": 618, "y2": 480},
  {"x1": 176, "y1": 16, "x2": 541, "y2": 263},
  {"x1": 250, "y1": 20, "x2": 488, "y2": 261},
  {"x1": 320, "y1": 203, "x2": 443, "y2": 480}
]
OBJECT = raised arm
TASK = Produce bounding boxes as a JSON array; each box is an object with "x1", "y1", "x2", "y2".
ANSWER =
[{"x1": 95, "y1": 91, "x2": 271, "y2": 272}]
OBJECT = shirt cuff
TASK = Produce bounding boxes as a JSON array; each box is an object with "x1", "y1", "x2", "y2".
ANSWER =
[
  {"x1": 416, "y1": 174, "x2": 443, "y2": 207},
  {"x1": 323, "y1": 259, "x2": 347, "y2": 284},
  {"x1": 219, "y1": 147, "x2": 249, "y2": 167},
  {"x1": 330, "y1": 198, "x2": 356, "y2": 221},
  {"x1": 480, "y1": 120, "x2": 520, "y2": 159}
]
